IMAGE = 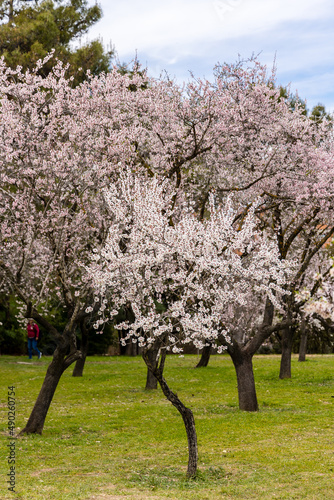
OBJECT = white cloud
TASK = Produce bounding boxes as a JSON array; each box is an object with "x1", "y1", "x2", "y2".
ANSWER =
[
  {"x1": 83, "y1": 0, "x2": 334, "y2": 111},
  {"x1": 89, "y1": 0, "x2": 331, "y2": 54}
]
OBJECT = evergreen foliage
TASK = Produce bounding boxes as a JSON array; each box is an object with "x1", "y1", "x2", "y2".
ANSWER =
[{"x1": 0, "y1": 0, "x2": 113, "y2": 84}]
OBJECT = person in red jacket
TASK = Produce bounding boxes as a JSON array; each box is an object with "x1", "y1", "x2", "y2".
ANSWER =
[{"x1": 27, "y1": 319, "x2": 42, "y2": 359}]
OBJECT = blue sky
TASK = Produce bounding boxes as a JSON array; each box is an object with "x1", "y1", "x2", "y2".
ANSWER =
[{"x1": 84, "y1": 0, "x2": 334, "y2": 113}]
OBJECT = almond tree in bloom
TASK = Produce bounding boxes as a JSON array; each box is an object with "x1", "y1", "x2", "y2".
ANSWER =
[
  {"x1": 0, "y1": 57, "x2": 147, "y2": 433},
  {"x1": 86, "y1": 171, "x2": 294, "y2": 476},
  {"x1": 140, "y1": 58, "x2": 334, "y2": 380},
  {"x1": 248, "y1": 120, "x2": 334, "y2": 377},
  {"x1": 92, "y1": 56, "x2": 334, "y2": 381},
  {"x1": 216, "y1": 61, "x2": 334, "y2": 379},
  {"x1": 0, "y1": 57, "x2": 197, "y2": 433},
  {"x1": 1, "y1": 53, "x2": 333, "y2": 435},
  {"x1": 180, "y1": 60, "x2": 334, "y2": 379}
]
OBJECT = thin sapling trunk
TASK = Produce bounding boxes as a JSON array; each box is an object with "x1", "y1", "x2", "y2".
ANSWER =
[{"x1": 143, "y1": 347, "x2": 198, "y2": 478}]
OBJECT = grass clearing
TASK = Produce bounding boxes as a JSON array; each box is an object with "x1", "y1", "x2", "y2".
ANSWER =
[{"x1": 1, "y1": 354, "x2": 333, "y2": 499}]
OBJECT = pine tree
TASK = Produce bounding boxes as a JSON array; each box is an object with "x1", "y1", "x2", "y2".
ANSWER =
[{"x1": 0, "y1": 0, "x2": 113, "y2": 83}]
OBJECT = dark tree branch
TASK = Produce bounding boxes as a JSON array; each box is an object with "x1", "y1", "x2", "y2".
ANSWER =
[{"x1": 282, "y1": 207, "x2": 320, "y2": 258}]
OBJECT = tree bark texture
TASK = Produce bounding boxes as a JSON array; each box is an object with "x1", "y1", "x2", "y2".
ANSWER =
[
  {"x1": 156, "y1": 373, "x2": 198, "y2": 477},
  {"x1": 20, "y1": 346, "x2": 81, "y2": 434},
  {"x1": 279, "y1": 326, "x2": 294, "y2": 378},
  {"x1": 228, "y1": 345, "x2": 258, "y2": 411},
  {"x1": 195, "y1": 343, "x2": 211, "y2": 368},
  {"x1": 143, "y1": 348, "x2": 198, "y2": 477},
  {"x1": 72, "y1": 352, "x2": 87, "y2": 377},
  {"x1": 72, "y1": 320, "x2": 89, "y2": 377},
  {"x1": 145, "y1": 366, "x2": 158, "y2": 390},
  {"x1": 143, "y1": 343, "x2": 162, "y2": 389}
]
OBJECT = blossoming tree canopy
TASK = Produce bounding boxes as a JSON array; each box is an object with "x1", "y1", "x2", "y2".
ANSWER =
[
  {"x1": 85, "y1": 170, "x2": 295, "y2": 477},
  {"x1": 87, "y1": 171, "x2": 294, "y2": 353},
  {"x1": 1, "y1": 52, "x2": 333, "y2": 438},
  {"x1": 0, "y1": 57, "x2": 149, "y2": 308},
  {"x1": 0, "y1": 58, "x2": 154, "y2": 433}
]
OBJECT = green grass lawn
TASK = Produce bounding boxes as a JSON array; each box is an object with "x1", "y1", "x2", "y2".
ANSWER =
[{"x1": 1, "y1": 354, "x2": 333, "y2": 499}]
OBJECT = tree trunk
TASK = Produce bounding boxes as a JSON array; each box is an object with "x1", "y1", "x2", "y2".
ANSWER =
[
  {"x1": 143, "y1": 347, "x2": 198, "y2": 478},
  {"x1": 72, "y1": 353, "x2": 86, "y2": 377},
  {"x1": 195, "y1": 343, "x2": 211, "y2": 368},
  {"x1": 228, "y1": 345, "x2": 258, "y2": 411},
  {"x1": 279, "y1": 326, "x2": 294, "y2": 378},
  {"x1": 20, "y1": 346, "x2": 81, "y2": 434},
  {"x1": 72, "y1": 320, "x2": 89, "y2": 377},
  {"x1": 145, "y1": 366, "x2": 158, "y2": 390},
  {"x1": 156, "y1": 373, "x2": 198, "y2": 478},
  {"x1": 144, "y1": 344, "x2": 160, "y2": 390},
  {"x1": 298, "y1": 317, "x2": 307, "y2": 362}
]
